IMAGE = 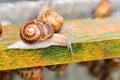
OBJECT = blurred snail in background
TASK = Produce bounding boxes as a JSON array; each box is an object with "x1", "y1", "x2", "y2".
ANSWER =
[
  {"x1": 37, "y1": 0, "x2": 64, "y2": 33},
  {"x1": 46, "y1": 64, "x2": 68, "y2": 71},
  {"x1": 38, "y1": 8, "x2": 64, "y2": 33},
  {"x1": 0, "y1": 23, "x2": 3, "y2": 40},
  {"x1": 0, "y1": 23, "x2": 2, "y2": 35},
  {"x1": 79, "y1": 60, "x2": 113, "y2": 80},
  {"x1": 93, "y1": 0, "x2": 112, "y2": 18},
  {"x1": 15, "y1": 67, "x2": 42, "y2": 80},
  {"x1": 104, "y1": 58, "x2": 120, "y2": 69},
  {"x1": 0, "y1": 71, "x2": 13, "y2": 80},
  {"x1": 8, "y1": 20, "x2": 73, "y2": 54}
]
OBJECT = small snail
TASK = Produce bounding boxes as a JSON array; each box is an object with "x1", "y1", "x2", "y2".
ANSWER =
[
  {"x1": 98, "y1": 69, "x2": 112, "y2": 80},
  {"x1": 104, "y1": 58, "x2": 120, "y2": 69},
  {"x1": 31, "y1": 67, "x2": 42, "y2": 80},
  {"x1": 38, "y1": 7, "x2": 64, "y2": 33},
  {"x1": 0, "y1": 23, "x2": 3, "y2": 40},
  {"x1": 0, "y1": 71, "x2": 13, "y2": 80},
  {"x1": 80, "y1": 61, "x2": 113, "y2": 80},
  {"x1": 93, "y1": 0, "x2": 111, "y2": 18},
  {"x1": 8, "y1": 20, "x2": 73, "y2": 54},
  {"x1": 46, "y1": 64, "x2": 68, "y2": 71},
  {"x1": 15, "y1": 67, "x2": 42, "y2": 80}
]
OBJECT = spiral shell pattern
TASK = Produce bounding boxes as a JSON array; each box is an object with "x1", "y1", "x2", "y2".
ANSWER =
[
  {"x1": 0, "y1": 23, "x2": 2, "y2": 35},
  {"x1": 40, "y1": 9, "x2": 64, "y2": 32},
  {"x1": 20, "y1": 19, "x2": 54, "y2": 44}
]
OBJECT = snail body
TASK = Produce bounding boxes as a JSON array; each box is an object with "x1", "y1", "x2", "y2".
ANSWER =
[
  {"x1": 7, "y1": 34, "x2": 73, "y2": 53},
  {"x1": 38, "y1": 8, "x2": 64, "y2": 33},
  {"x1": 93, "y1": 0, "x2": 111, "y2": 18}
]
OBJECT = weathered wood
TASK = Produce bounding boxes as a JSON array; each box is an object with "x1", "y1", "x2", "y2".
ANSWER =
[{"x1": 0, "y1": 17, "x2": 120, "y2": 70}]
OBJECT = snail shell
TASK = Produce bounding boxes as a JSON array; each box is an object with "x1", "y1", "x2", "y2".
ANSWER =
[
  {"x1": 93, "y1": 0, "x2": 111, "y2": 18},
  {"x1": 20, "y1": 19, "x2": 54, "y2": 44},
  {"x1": 104, "y1": 58, "x2": 120, "y2": 69},
  {"x1": 31, "y1": 67, "x2": 43, "y2": 80},
  {"x1": 46, "y1": 64, "x2": 68, "y2": 71},
  {"x1": 0, "y1": 23, "x2": 3, "y2": 40},
  {"x1": 0, "y1": 71, "x2": 13, "y2": 80},
  {"x1": 39, "y1": 9, "x2": 64, "y2": 33},
  {"x1": 0, "y1": 23, "x2": 2, "y2": 36},
  {"x1": 15, "y1": 67, "x2": 42, "y2": 80}
]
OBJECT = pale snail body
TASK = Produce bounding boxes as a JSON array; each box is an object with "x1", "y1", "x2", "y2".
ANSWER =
[
  {"x1": 93, "y1": 0, "x2": 111, "y2": 18},
  {"x1": 38, "y1": 8, "x2": 64, "y2": 33},
  {"x1": 8, "y1": 20, "x2": 73, "y2": 54},
  {"x1": 15, "y1": 67, "x2": 42, "y2": 80},
  {"x1": 7, "y1": 34, "x2": 73, "y2": 53}
]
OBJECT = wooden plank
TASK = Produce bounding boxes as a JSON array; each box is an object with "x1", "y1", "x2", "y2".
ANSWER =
[{"x1": 0, "y1": 17, "x2": 120, "y2": 70}]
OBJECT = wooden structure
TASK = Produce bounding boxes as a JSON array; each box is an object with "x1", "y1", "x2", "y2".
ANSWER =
[{"x1": 0, "y1": 17, "x2": 120, "y2": 70}]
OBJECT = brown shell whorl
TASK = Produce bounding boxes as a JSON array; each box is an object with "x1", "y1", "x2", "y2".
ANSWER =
[
  {"x1": 20, "y1": 19, "x2": 54, "y2": 44},
  {"x1": 0, "y1": 23, "x2": 2, "y2": 35},
  {"x1": 93, "y1": 0, "x2": 111, "y2": 18},
  {"x1": 46, "y1": 64, "x2": 68, "y2": 71},
  {"x1": 40, "y1": 9, "x2": 64, "y2": 32}
]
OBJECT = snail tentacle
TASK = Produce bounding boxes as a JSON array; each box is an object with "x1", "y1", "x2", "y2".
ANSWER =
[{"x1": 67, "y1": 43, "x2": 73, "y2": 55}]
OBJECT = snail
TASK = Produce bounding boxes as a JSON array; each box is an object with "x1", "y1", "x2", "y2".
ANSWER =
[
  {"x1": 104, "y1": 58, "x2": 120, "y2": 69},
  {"x1": 0, "y1": 71, "x2": 13, "y2": 80},
  {"x1": 15, "y1": 67, "x2": 42, "y2": 80},
  {"x1": 38, "y1": 8, "x2": 64, "y2": 33},
  {"x1": 7, "y1": 20, "x2": 73, "y2": 54},
  {"x1": 46, "y1": 64, "x2": 68, "y2": 71},
  {"x1": 93, "y1": 0, "x2": 111, "y2": 18},
  {"x1": 0, "y1": 23, "x2": 3, "y2": 40},
  {"x1": 80, "y1": 61, "x2": 113, "y2": 80}
]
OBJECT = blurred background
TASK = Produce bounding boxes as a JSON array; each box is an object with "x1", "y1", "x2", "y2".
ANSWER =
[
  {"x1": 0, "y1": 0, "x2": 120, "y2": 25},
  {"x1": 0, "y1": 0, "x2": 119, "y2": 80}
]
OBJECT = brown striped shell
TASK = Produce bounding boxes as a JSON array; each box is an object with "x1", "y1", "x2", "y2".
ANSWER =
[
  {"x1": 104, "y1": 58, "x2": 120, "y2": 69},
  {"x1": 20, "y1": 19, "x2": 54, "y2": 44},
  {"x1": 93, "y1": 0, "x2": 111, "y2": 18},
  {"x1": 46, "y1": 64, "x2": 68, "y2": 71},
  {"x1": 0, "y1": 23, "x2": 2, "y2": 36},
  {"x1": 16, "y1": 67, "x2": 42, "y2": 80},
  {"x1": 40, "y1": 9, "x2": 64, "y2": 33}
]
